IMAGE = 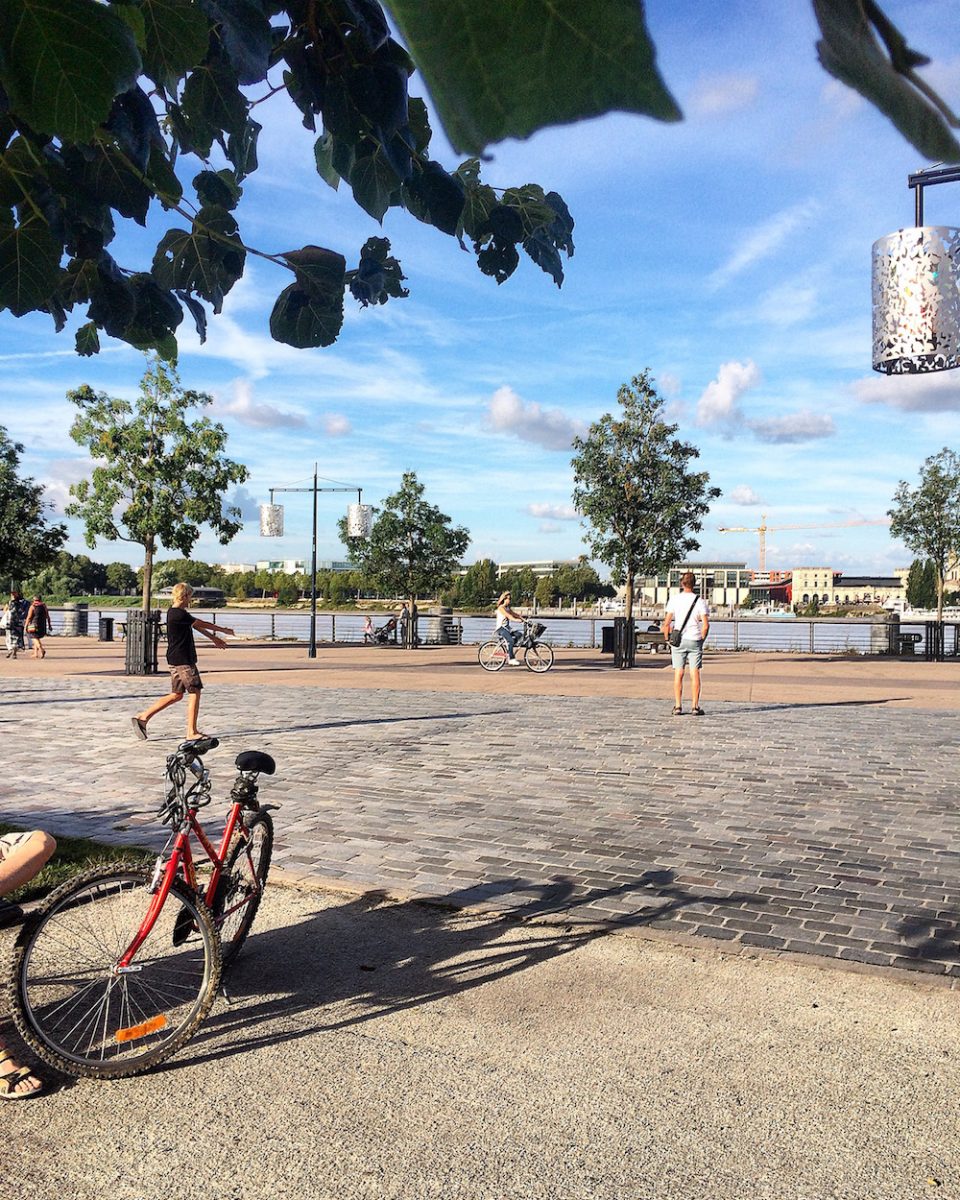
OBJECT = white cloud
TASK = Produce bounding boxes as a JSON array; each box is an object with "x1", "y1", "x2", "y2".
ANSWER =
[
  {"x1": 657, "y1": 371, "x2": 682, "y2": 397},
  {"x1": 696, "y1": 360, "x2": 760, "y2": 431},
  {"x1": 228, "y1": 486, "x2": 262, "y2": 521},
  {"x1": 852, "y1": 372, "x2": 960, "y2": 412},
  {"x1": 488, "y1": 386, "x2": 587, "y2": 451},
  {"x1": 688, "y1": 73, "x2": 760, "y2": 118},
  {"x1": 749, "y1": 411, "x2": 836, "y2": 443},
  {"x1": 707, "y1": 200, "x2": 821, "y2": 292},
  {"x1": 323, "y1": 413, "x2": 352, "y2": 436},
  {"x1": 537, "y1": 522, "x2": 561, "y2": 534},
  {"x1": 729, "y1": 484, "x2": 762, "y2": 506},
  {"x1": 40, "y1": 458, "x2": 93, "y2": 515},
  {"x1": 216, "y1": 379, "x2": 308, "y2": 429},
  {"x1": 527, "y1": 502, "x2": 579, "y2": 520}
]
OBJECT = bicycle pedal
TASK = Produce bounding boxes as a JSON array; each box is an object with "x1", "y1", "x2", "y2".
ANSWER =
[{"x1": 220, "y1": 981, "x2": 234, "y2": 1004}]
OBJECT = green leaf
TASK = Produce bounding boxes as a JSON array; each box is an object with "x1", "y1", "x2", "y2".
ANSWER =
[
  {"x1": 269, "y1": 281, "x2": 344, "y2": 349},
  {"x1": 140, "y1": 0, "x2": 210, "y2": 92},
  {"x1": 193, "y1": 169, "x2": 242, "y2": 210},
  {"x1": 110, "y1": 3, "x2": 146, "y2": 51},
  {"x1": 313, "y1": 134, "x2": 341, "y2": 192},
  {"x1": 75, "y1": 320, "x2": 101, "y2": 356},
  {"x1": 152, "y1": 205, "x2": 246, "y2": 312},
  {"x1": 180, "y1": 61, "x2": 249, "y2": 156},
  {"x1": 348, "y1": 149, "x2": 399, "y2": 222},
  {"x1": 0, "y1": 0, "x2": 141, "y2": 141},
  {"x1": 280, "y1": 245, "x2": 346, "y2": 299},
  {"x1": 0, "y1": 217, "x2": 62, "y2": 316},
  {"x1": 144, "y1": 142, "x2": 184, "y2": 207},
  {"x1": 813, "y1": 0, "x2": 960, "y2": 162},
  {"x1": 385, "y1": 0, "x2": 681, "y2": 155}
]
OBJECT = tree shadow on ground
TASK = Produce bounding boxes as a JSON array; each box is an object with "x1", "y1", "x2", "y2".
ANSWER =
[{"x1": 164, "y1": 869, "x2": 762, "y2": 1074}]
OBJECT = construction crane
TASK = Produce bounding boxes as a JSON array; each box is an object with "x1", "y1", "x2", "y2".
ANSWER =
[{"x1": 716, "y1": 514, "x2": 889, "y2": 572}]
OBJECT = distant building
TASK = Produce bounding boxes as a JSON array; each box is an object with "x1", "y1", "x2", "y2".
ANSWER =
[
  {"x1": 256, "y1": 559, "x2": 307, "y2": 575},
  {"x1": 791, "y1": 567, "x2": 906, "y2": 606},
  {"x1": 221, "y1": 562, "x2": 255, "y2": 575},
  {"x1": 496, "y1": 560, "x2": 578, "y2": 579},
  {"x1": 638, "y1": 562, "x2": 752, "y2": 607}
]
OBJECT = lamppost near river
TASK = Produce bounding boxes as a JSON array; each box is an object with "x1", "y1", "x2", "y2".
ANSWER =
[{"x1": 260, "y1": 466, "x2": 369, "y2": 658}]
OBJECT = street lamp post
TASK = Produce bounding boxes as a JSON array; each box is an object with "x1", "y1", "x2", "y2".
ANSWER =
[{"x1": 260, "y1": 466, "x2": 367, "y2": 658}]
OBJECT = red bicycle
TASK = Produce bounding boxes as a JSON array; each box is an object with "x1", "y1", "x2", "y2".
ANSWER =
[{"x1": 8, "y1": 737, "x2": 277, "y2": 1078}]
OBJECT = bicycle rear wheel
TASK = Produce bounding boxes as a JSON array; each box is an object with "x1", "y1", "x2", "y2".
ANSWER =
[
  {"x1": 215, "y1": 811, "x2": 274, "y2": 968},
  {"x1": 10, "y1": 864, "x2": 221, "y2": 1079},
  {"x1": 478, "y1": 640, "x2": 507, "y2": 671},
  {"x1": 523, "y1": 640, "x2": 555, "y2": 672}
]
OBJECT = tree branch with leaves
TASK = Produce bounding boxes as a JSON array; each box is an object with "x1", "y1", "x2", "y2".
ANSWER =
[{"x1": 889, "y1": 448, "x2": 960, "y2": 622}]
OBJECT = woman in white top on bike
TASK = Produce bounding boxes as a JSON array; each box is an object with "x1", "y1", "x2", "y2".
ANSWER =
[{"x1": 494, "y1": 590, "x2": 525, "y2": 665}]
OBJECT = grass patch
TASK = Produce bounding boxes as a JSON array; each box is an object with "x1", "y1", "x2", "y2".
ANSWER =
[{"x1": 0, "y1": 824, "x2": 154, "y2": 904}]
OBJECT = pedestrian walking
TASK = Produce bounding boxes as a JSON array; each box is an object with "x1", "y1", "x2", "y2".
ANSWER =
[
  {"x1": 662, "y1": 571, "x2": 710, "y2": 716},
  {"x1": 4, "y1": 591, "x2": 27, "y2": 658},
  {"x1": 24, "y1": 594, "x2": 50, "y2": 659},
  {"x1": 130, "y1": 582, "x2": 234, "y2": 741}
]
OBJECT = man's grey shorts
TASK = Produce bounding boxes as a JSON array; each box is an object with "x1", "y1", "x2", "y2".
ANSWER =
[{"x1": 670, "y1": 639, "x2": 703, "y2": 669}]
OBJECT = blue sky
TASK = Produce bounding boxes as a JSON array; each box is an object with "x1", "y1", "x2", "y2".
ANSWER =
[{"x1": 4, "y1": 0, "x2": 960, "y2": 577}]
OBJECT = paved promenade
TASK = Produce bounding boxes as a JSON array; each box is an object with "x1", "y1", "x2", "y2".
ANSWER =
[{"x1": 2, "y1": 641, "x2": 959, "y2": 982}]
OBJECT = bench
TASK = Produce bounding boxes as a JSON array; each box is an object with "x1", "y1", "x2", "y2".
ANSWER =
[{"x1": 636, "y1": 629, "x2": 667, "y2": 652}]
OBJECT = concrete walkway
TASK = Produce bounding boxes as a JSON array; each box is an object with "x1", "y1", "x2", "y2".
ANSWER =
[{"x1": 1, "y1": 641, "x2": 958, "y2": 981}]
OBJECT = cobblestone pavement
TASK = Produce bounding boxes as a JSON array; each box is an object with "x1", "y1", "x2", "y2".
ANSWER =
[{"x1": 3, "y1": 676, "x2": 960, "y2": 981}]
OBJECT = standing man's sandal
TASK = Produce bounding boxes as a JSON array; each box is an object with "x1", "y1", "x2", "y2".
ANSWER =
[
  {"x1": 672, "y1": 706, "x2": 683, "y2": 716},
  {"x1": 692, "y1": 707, "x2": 705, "y2": 716}
]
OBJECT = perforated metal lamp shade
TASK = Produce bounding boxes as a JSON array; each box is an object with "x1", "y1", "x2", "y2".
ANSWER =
[
  {"x1": 346, "y1": 502, "x2": 373, "y2": 538},
  {"x1": 259, "y1": 503, "x2": 284, "y2": 537},
  {"x1": 872, "y1": 225, "x2": 960, "y2": 374}
]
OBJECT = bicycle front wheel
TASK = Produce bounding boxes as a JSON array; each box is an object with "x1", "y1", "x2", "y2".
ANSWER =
[
  {"x1": 216, "y1": 811, "x2": 274, "y2": 968},
  {"x1": 523, "y1": 640, "x2": 555, "y2": 672},
  {"x1": 10, "y1": 864, "x2": 221, "y2": 1079},
  {"x1": 478, "y1": 640, "x2": 507, "y2": 671}
]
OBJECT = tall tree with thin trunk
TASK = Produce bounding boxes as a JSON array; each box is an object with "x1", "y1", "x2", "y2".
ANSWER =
[
  {"x1": 889, "y1": 448, "x2": 960, "y2": 622},
  {"x1": 339, "y1": 472, "x2": 469, "y2": 646},
  {"x1": 66, "y1": 357, "x2": 249, "y2": 612},
  {"x1": 571, "y1": 371, "x2": 720, "y2": 624}
]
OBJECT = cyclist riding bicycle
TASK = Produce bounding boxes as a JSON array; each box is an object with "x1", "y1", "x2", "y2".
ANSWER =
[{"x1": 494, "y1": 590, "x2": 525, "y2": 665}]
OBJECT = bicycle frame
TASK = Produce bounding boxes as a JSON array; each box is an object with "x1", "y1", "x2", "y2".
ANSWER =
[{"x1": 117, "y1": 799, "x2": 253, "y2": 970}]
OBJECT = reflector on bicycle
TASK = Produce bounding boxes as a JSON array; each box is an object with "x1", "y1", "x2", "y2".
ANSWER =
[{"x1": 115, "y1": 1014, "x2": 168, "y2": 1043}]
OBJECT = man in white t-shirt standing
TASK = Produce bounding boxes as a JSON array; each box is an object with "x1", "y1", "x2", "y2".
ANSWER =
[{"x1": 662, "y1": 571, "x2": 710, "y2": 716}]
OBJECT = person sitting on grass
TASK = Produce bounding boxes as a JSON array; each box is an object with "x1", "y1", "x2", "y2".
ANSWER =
[
  {"x1": 0, "y1": 829, "x2": 56, "y2": 1099},
  {"x1": 130, "y1": 582, "x2": 234, "y2": 741}
]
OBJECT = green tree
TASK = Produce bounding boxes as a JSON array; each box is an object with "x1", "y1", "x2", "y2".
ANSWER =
[
  {"x1": 0, "y1": 2, "x2": 952, "y2": 359},
  {"x1": 459, "y1": 558, "x2": 497, "y2": 608},
  {"x1": 535, "y1": 574, "x2": 557, "y2": 610},
  {"x1": 153, "y1": 558, "x2": 215, "y2": 588},
  {"x1": 0, "y1": 427, "x2": 67, "y2": 589},
  {"x1": 889, "y1": 449, "x2": 960, "y2": 621},
  {"x1": 571, "y1": 370, "x2": 720, "y2": 624},
  {"x1": 339, "y1": 472, "x2": 469, "y2": 646},
  {"x1": 66, "y1": 357, "x2": 249, "y2": 612},
  {"x1": 105, "y1": 561, "x2": 137, "y2": 594}
]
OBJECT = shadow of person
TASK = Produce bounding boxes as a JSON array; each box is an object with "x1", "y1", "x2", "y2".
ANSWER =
[{"x1": 168, "y1": 869, "x2": 763, "y2": 1073}]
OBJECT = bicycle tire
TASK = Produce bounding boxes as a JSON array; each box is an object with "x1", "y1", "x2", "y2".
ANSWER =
[
  {"x1": 477, "y1": 640, "x2": 507, "y2": 671},
  {"x1": 523, "y1": 640, "x2": 555, "y2": 672},
  {"x1": 9, "y1": 863, "x2": 221, "y2": 1079},
  {"x1": 214, "y1": 811, "x2": 274, "y2": 969}
]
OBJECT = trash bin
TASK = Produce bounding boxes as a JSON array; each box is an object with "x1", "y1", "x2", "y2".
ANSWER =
[
  {"x1": 98, "y1": 616, "x2": 115, "y2": 642},
  {"x1": 124, "y1": 610, "x2": 161, "y2": 674},
  {"x1": 601, "y1": 625, "x2": 615, "y2": 653}
]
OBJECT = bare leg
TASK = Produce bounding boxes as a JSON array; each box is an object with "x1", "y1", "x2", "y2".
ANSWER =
[
  {"x1": 185, "y1": 691, "x2": 203, "y2": 738},
  {"x1": 691, "y1": 667, "x2": 702, "y2": 709},
  {"x1": 135, "y1": 691, "x2": 183, "y2": 727},
  {"x1": 673, "y1": 668, "x2": 684, "y2": 709},
  {"x1": 0, "y1": 831, "x2": 57, "y2": 896},
  {"x1": 33, "y1": 637, "x2": 45, "y2": 659},
  {"x1": 0, "y1": 1041, "x2": 43, "y2": 1097}
]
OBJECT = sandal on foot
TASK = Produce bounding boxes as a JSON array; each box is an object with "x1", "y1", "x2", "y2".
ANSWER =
[
  {"x1": 692, "y1": 706, "x2": 705, "y2": 716},
  {"x1": 0, "y1": 1050, "x2": 44, "y2": 1100},
  {"x1": 672, "y1": 706, "x2": 683, "y2": 716},
  {"x1": 131, "y1": 716, "x2": 148, "y2": 740}
]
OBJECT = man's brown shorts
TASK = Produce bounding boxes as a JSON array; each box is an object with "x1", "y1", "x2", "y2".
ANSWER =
[{"x1": 170, "y1": 664, "x2": 203, "y2": 694}]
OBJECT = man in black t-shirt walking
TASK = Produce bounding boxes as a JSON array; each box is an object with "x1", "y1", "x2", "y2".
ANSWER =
[{"x1": 131, "y1": 582, "x2": 234, "y2": 741}]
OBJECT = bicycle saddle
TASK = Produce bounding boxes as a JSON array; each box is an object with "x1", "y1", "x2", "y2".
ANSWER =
[{"x1": 235, "y1": 750, "x2": 276, "y2": 776}]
